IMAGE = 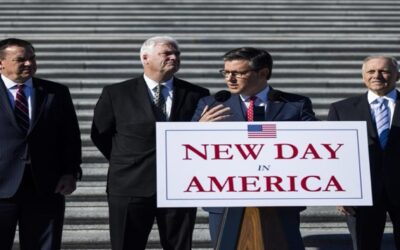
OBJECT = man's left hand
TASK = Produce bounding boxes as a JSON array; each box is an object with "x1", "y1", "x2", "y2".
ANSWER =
[{"x1": 54, "y1": 174, "x2": 77, "y2": 195}]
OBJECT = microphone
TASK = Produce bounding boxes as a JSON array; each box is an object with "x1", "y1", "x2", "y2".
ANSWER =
[
  {"x1": 253, "y1": 106, "x2": 265, "y2": 121},
  {"x1": 214, "y1": 90, "x2": 231, "y2": 103},
  {"x1": 267, "y1": 89, "x2": 317, "y2": 120},
  {"x1": 268, "y1": 89, "x2": 286, "y2": 102},
  {"x1": 199, "y1": 90, "x2": 231, "y2": 119}
]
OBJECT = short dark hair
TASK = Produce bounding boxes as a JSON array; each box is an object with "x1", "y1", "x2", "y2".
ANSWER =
[
  {"x1": 223, "y1": 47, "x2": 273, "y2": 80},
  {"x1": 0, "y1": 38, "x2": 35, "y2": 59}
]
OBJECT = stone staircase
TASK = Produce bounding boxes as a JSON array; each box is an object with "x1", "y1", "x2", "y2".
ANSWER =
[{"x1": 2, "y1": 0, "x2": 399, "y2": 249}]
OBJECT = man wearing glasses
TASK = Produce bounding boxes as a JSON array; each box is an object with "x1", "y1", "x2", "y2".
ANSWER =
[{"x1": 192, "y1": 47, "x2": 317, "y2": 249}]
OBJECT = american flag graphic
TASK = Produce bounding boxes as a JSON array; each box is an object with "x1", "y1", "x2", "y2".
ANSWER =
[{"x1": 247, "y1": 124, "x2": 277, "y2": 138}]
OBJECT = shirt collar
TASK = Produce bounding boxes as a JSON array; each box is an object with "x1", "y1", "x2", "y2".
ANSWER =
[
  {"x1": 240, "y1": 85, "x2": 270, "y2": 103},
  {"x1": 367, "y1": 89, "x2": 397, "y2": 105},
  {"x1": 143, "y1": 74, "x2": 173, "y2": 91},
  {"x1": 1, "y1": 74, "x2": 33, "y2": 90}
]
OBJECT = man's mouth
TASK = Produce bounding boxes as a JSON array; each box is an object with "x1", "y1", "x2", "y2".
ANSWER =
[
  {"x1": 165, "y1": 61, "x2": 177, "y2": 66},
  {"x1": 227, "y1": 85, "x2": 238, "y2": 90}
]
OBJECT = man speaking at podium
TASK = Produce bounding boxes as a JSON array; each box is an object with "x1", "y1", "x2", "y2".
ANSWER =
[{"x1": 192, "y1": 47, "x2": 317, "y2": 249}]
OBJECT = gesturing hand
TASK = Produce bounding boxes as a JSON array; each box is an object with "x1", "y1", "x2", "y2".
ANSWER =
[{"x1": 199, "y1": 104, "x2": 231, "y2": 122}]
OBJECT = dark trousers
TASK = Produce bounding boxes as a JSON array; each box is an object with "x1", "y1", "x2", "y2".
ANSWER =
[
  {"x1": 108, "y1": 195, "x2": 197, "y2": 250},
  {"x1": 261, "y1": 207, "x2": 305, "y2": 250},
  {"x1": 207, "y1": 209, "x2": 224, "y2": 246},
  {"x1": 346, "y1": 194, "x2": 400, "y2": 250},
  {"x1": 0, "y1": 167, "x2": 65, "y2": 250}
]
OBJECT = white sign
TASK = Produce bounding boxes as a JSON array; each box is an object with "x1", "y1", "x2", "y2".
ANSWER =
[{"x1": 156, "y1": 121, "x2": 372, "y2": 207}]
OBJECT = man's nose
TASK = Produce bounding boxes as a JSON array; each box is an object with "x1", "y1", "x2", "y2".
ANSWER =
[
  {"x1": 169, "y1": 53, "x2": 180, "y2": 60},
  {"x1": 226, "y1": 75, "x2": 237, "y2": 83},
  {"x1": 24, "y1": 59, "x2": 34, "y2": 66}
]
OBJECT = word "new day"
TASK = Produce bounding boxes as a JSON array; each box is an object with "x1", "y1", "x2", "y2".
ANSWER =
[{"x1": 182, "y1": 143, "x2": 344, "y2": 160}]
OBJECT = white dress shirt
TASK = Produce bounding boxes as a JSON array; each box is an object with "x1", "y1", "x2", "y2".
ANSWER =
[{"x1": 240, "y1": 85, "x2": 270, "y2": 115}]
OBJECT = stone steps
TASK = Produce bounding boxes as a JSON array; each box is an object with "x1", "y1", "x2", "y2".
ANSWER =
[
  {"x1": 12, "y1": 204, "x2": 396, "y2": 249},
  {"x1": 5, "y1": 0, "x2": 399, "y2": 248}
]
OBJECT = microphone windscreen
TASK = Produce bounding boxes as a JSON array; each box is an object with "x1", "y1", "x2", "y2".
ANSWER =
[
  {"x1": 214, "y1": 90, "x2": 231, "y2": 102},
  {"x1": 268, "y1": 90, "x2": 283, "y2": 102},
  {"x1": 253, "y1": 106, "x2": 265, "y2": 121}
]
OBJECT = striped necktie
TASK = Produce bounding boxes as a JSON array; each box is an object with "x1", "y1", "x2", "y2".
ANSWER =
[
  {"x1": 14, "y1": 84, "x2": 30, "y2": 134},
  {"x1": 373, "y1": 97, "x2": 390, "y2": 148},
  {"x1": 154, "y1": 84, "x2": 166, "y2": 121}
]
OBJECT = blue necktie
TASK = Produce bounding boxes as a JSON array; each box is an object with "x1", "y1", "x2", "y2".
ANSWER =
[{"x1": 373, "y1": 97, "x2": 389, "y2": 148}]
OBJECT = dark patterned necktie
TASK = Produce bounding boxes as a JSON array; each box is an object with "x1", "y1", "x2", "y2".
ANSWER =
[
  {"x1": 14, "y1": 84, "x2": 30, "y2": 134},
  {"x1": 246, "y1": 96, "x2": 257, "y2": 121},
  {"x1": 154, "y1": 84, "x2": 166, "y2": 121}
]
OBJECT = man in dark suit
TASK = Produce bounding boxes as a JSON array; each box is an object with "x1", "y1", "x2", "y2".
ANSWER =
[
  {"x1": 192, "y1": 47, "x2": 316, "y2": 249},
  {"x1": 328, "y1": 56, "x2": 400, "y2": 250},
  {"x1": 91, "y1": 36, "x2": 209, "y2": 250},
  {"x1": 0, "y1": 38, "x2": 82, "y2": 249}
]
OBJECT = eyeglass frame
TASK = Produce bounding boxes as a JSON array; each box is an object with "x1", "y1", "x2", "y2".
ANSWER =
[{"x1": 219, "y1": 68, "x2": 261, "y2": 79}]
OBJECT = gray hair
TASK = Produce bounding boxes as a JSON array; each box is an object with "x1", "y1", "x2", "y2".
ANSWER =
[
  {"x1": 140, "y1": 36, "x2": 179, "y2": 63},
  {"x1": 362, "y1": 55, "x2": 399, "y2": 72}
]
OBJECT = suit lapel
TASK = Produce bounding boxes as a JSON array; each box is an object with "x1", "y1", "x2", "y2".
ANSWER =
[
  {"x1": 170, "y1": 78, "x2": 185, "y2": 121},
  {"x1": 234, "y1": 95, "x2": 246, "y2": 121},
  {"x1": 391, "y1": 92, "x2": 400, "y2": 127},
  {"x1": 265, "y1": 100, "x2": 285, "y2": 121},
  {"x1": 392, "y1": 91, "x2": 400, "y2": 127},
  {"x1": 264, "y1": 87, "x2": 284, "y2": 121},
  {"x1": 387, "y1": 91, "x2": 400, "y2": 147},
  {"x1": 135, "y1": 76, "x2": 157, "y2": 121},
  {"x1": 29, "y1": 78, "x2": 48, "y2": 133},
  {"x1": 0, "y1": 77, "x2": 19, "y2": 128},
  {"x1": 226, "y1": 94, "x2": 246, "y2": 121},
  {"x1": 356, "y1": 93, "x2": 379, "y2": 142}
]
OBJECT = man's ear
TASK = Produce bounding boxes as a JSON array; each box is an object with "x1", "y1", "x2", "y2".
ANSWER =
[
  {"x1": 141, "y1": 54, "x2": 148, "y2": 64},
  {"x1": 259, "y1": 68, "x2": 270, "y2": 80}
]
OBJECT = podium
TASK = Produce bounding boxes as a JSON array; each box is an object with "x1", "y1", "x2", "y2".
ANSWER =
[
  {"x1": 215, "y1": 207, "x2": 289, "y2": 250},
  {"x1": 156, "y1": 121, "x2": 372, "y2": 248}
]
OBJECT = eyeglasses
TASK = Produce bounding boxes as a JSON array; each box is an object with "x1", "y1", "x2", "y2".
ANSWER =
[{"x1": 219, "y1": 69, "x2": 256, "y2": 79}]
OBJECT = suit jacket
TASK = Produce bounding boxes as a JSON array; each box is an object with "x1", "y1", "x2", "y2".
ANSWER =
[
  {"x1": 192, "y1": 87, "x2": 317, "y2": 213},
  {"x1": 0, "y1": 77, "x2": 82, "y2": 198},
  {"x1": 192, "y1": 87, "x2": 316, "y2": 122},
  {"x1": 328, "y1": 92, "x2": 400, "y2": 206},
  {"x1": 91, "y1": 76, "x2": 209, "y2": 196}
]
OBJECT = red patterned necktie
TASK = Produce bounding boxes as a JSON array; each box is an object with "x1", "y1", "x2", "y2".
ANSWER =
[
  {"x1": 247, "y1": 96, "x2": 257, "y2": 121},
  {"x1": 14, "y1": 84, "x2": 30, "y2": 134}
]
